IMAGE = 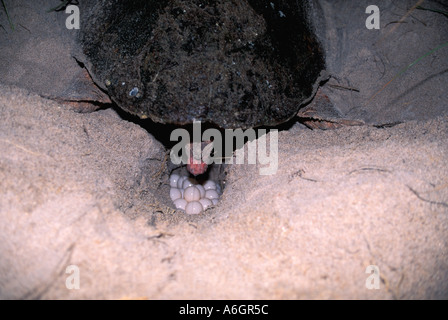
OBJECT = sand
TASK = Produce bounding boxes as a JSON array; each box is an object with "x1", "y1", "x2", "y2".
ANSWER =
[{"x1": 0, "y1": 0, "x2": 447, "y2": 299}]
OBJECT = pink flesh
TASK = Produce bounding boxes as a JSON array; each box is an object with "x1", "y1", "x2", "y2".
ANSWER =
[
  {"x1": 187, "y1": 157, "x2": 208, "y2": 176},
  {"x1": 186, "y1": 140, "x2": 212, "y2": 176}
]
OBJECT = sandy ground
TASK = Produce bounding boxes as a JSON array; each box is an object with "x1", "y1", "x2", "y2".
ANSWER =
[{"x1": 0, "y1": 0, "x2": 447, "y2": 299}]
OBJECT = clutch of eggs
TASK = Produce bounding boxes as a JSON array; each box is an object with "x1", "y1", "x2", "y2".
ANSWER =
[{"x1": 169, "y1": 173, "x2": 221, "y2": 214}]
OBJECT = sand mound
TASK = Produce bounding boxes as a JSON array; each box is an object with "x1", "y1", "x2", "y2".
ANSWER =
[{"x1": 1, "y1": 85, "x2": 447, "y2": 299}]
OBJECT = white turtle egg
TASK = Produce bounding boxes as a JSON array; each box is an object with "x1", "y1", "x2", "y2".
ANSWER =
[
  {"x1": 199, "y1": 198, "x2": 213, "y2": 210},
  {"x1": 185, "y1": 201, "x2": 203, "y2": 215},
  {"x1": 196, "y1": 184, "x2": 206, "y2": 198},
  {"x1": 169, "y1": 174, "x2": 180, "y2": 188},
  {"x1": 211, "y1": 198, "x2": 218, "y2": 205},
  {"x1": 182, "y1": 177, "x2": 198, "y2": 189},
  {"x1": 170, "y1": 188, "x2": 182, "y2": 201},
  {"x1": 184, "y1": 186, "x2": 201, "y2": 202},
  {"x1": 173, "y1": 198, "x2": 187, "y2": 211},
  {"x1": 205, "y1": 189, "x2": 219, "y2": 200},
  {"x1": 203, "y1": 180, "x2": 217, "y2": 190},
  {"x1": 177, "y1": 175, "x2": 187, "y2": 189}
]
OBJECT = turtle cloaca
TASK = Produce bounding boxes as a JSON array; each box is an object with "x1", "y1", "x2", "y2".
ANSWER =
[{"x1": 77, "y1": 0, "x2": 327, "y2": 129}]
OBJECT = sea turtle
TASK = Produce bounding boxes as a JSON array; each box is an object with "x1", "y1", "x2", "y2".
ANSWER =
[{"x1": 76, "y1": 0, "x2": 328, "y2": 130}]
